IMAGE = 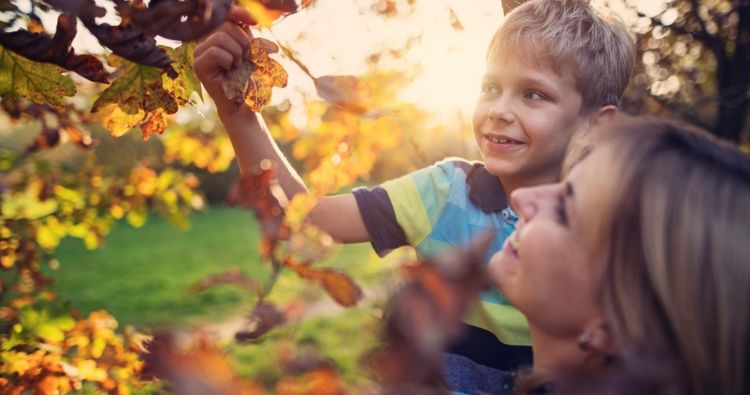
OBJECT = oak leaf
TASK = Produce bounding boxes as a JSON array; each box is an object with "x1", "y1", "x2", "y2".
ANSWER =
[
  {"x1": 284, "y1": 259, "x2": 363, "y2": 307},
  {"x1": 235, "y1": 302, "x2": 286, "y2": 342},
  {"x1": 0, "y1": 14, "x2": 108, "y2": 83},
  {"x1": 221, "y1": 37, "x2": 287, "y2": 112},
  {"x1": 91, "y1": 61, "x2": 178, "y2": 139},
  {"x1": 130, "y1": 0, "x2": 233, "y2": 41},
  {"x1": 80, "y1": 18, "x2": 176, "y2": 77},
  {"x1": 169, "y1": 43, "x2": 203, "y2": 101},
  {"x1": 0, "y1": 47, "x2": 75, "y2": 107}
]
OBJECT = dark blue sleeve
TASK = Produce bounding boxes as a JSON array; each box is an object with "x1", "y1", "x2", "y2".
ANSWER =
[{"x1": 352, "y1": 186, "x2": 409, "y2": 257}]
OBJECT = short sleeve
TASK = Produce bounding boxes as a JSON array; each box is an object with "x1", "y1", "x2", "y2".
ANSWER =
[
  {"x1": 354, "y1": 159, "x2": 465, "y2": 256},
  {"x1": 352, "y1": 186, "x2": 408, "y2": 256}
]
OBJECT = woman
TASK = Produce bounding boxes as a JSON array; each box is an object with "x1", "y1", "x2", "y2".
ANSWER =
[{"x1": 489, "y1": 118, "x2": 750, "y2": 394}]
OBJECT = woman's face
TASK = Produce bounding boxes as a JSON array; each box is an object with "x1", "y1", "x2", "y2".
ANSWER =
[{"x1": 489, "y1": 150, "x2": 606, "y2": 338}]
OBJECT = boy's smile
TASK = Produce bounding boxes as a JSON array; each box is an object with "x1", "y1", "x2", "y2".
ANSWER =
[{"x1": 473, "y1": 55, "x2": 590, "y2": 189}]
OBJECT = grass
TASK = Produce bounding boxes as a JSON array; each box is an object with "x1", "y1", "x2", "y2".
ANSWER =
[
  {"x1": 49, "y1": 205, "x2": 395, "y2": 328},
  {"x1": 46, "y1": 205, "x2": 409, "y2": 391}
]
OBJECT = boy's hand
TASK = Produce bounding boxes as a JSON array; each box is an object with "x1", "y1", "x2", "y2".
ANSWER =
[{"x1": 194, "y1": 6, "x2": 255, "y2": 115}]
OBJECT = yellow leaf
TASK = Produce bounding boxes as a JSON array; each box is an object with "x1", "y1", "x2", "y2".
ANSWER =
[
  {"x1": 126, "y1": 210, "x2": 147, "y2": 228},
  {"x1": 92, "y1": 61, "x2": 178, "y2": 137},
  {"x1": 76, "y1": 359, "x2": 107, "y2": 382},
  {"x1": 37, "y1": 225, "x2": 61, "y2": 250},
  {"x1": 1, "y1": 351, "x2": 31, "y2": 375},
  {"x1": 98, "y1": 104, "x2": 146, "y2": 138}
]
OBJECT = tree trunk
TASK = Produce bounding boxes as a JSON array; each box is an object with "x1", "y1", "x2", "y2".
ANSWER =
[
  {"x1": 713, "y1": 4, "x2": 750, "y2": 143},
  {"x1": 714, "y1": 85, "x2": 749, "y2": 143}
]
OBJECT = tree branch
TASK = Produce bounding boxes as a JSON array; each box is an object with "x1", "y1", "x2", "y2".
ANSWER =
[{"x1": 687, "y1": 0, "x2": 727, "y2": 60}]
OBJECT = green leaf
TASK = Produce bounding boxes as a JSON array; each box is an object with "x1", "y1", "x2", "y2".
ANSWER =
[
  {"x1": 18, "y1": 306, "x2": 75, "y2": 343},
  {"x1": 92, "y1": 61, "x2": 177, "y2": 115},
  {"x1": 168, "y1": 42, "x2": 202, "y2": 101},
  {"x1": 0, "y1": 46, "x2": 75, "y2": 107}
]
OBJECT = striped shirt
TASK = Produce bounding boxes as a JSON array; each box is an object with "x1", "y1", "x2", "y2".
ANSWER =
[{"x1": 353, "y1": 158, "x2": 533, "y2": 394}]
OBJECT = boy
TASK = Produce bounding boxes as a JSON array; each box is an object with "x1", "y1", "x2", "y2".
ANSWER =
[{"x1": 193, "y1": 0, "x2": 634, "y2": 393}]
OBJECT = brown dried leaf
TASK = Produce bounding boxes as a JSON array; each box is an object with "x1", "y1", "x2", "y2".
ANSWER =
[
  {"x1": 221, "y1": 37, "x2": 287, "y2": 111},
  {"x1": 189, "y1": 269, "x2": 260, "y2": 295},
  {"x1": 80, "y1": 17, "x2": 175, "y2": 77},
  {"x1": 313, "y1": 75, "x2": 374, "y2": 114},
  {"x1": 235, "y1": 302, "x2": 286, "y2": 342},
  {"x1": 372, "y1": 232, "x2": 494, "y2": 394},
  {"x1": 0, "y1": 14, "x2": 109, "y2": 83},
  {"x1": 25, "y1": 129, "x2": 61, "y2": 153},
  {"x1": 130, "y1": 0, "x2": 233, "y2": 41}
]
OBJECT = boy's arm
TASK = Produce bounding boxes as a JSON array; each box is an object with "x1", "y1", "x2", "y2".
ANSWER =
[{"x1": 193, "y1": 7, "x2": 369, "y2": 243}]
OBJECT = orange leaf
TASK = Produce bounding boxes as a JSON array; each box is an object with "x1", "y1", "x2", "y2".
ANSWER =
[
  {"x1": 226, "y1": 163, "x2": 289, "y2": 258},
  {"x1": 143, "y1": 333, "x2": 264, "y2": 395},
  {"x1": 221, "y1": 38, "x2": 288, "y2": 112},
  {"x1": 284, "y1": 260, "x2": 363, "y2": 307}
]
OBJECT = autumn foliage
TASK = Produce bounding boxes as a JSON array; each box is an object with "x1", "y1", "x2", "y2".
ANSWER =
[{"x1": 0, "y1": 0, "x2": 490, "y2": 393}]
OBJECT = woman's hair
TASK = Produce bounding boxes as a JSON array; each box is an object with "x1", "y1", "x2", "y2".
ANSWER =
[{"x1": 583, "y1": 118, "x2": 750, "y2": 395}]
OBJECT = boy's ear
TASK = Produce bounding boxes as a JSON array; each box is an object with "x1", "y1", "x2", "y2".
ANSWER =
[{"x1": 579, "y1": 105, "x2": 619, "y2": 146}]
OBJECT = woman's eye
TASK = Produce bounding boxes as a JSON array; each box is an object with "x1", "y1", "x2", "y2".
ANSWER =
[{"x1": 555, "y1": 197, "x2": 568, "y2": 225}]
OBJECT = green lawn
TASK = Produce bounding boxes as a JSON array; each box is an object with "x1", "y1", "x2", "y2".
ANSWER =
[
  {"x1": 49, "y1": 205, "x2": 397, "y2": 327},
  {"x1": 47, "y1": 205, "x2": 409, "y2": 390}
]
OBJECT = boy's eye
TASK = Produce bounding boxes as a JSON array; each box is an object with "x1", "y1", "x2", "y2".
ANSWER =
[
  {"x1": 524, "y1": 90, "x2": 546, "y2": 100},
  {"x1": 481, "y1": 84, "x2": 500, "y2": 95}
]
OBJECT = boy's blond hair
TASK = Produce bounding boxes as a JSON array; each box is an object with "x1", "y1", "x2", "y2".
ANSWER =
[{"x1": 488, "y1": 0, "x2": 634, "y2": 114}]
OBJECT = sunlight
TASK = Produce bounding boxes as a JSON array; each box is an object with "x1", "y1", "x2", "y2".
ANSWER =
[
  {"x1": 272, "y1": 0, "x2": 667, "y2": 119},
  {"x1": 46, "y1": 0, "x2": 668, "y2": 119},
  {"x1": 272, "y1": 0, "x2": 502, "y2": 118}
]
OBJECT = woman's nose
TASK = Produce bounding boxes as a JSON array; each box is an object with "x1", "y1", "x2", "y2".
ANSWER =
[
  {"x1": 510, "y1": 187, "x2": 538, "y2": 222},
  {"x1": 511, "y1": 184, "x2": 559, "y2": 221}
]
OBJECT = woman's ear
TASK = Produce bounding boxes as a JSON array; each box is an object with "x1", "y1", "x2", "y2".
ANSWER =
[{"x1": 578, "y1": 321, "x2": 618, "y2": 359}]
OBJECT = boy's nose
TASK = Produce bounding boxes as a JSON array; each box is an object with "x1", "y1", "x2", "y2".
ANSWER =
[{"x1": 487, "y1": 96, "x2": 513, "y2": 123}]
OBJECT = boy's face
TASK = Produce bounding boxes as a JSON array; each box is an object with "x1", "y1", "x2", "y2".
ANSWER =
[{"x1": 473, "y1": 55, "x2": 590, "y2": 184}]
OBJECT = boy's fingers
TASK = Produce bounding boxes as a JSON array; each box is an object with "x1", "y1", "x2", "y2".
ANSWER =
[
  {"x1": 195, "y1": 46, "x2": 234, "y2": 74},
  {"x1": 221, "y1": 23, "x2": 253, "y2": 57},
  {"x1": 195, "y1": 21, "x2": 252, "y2": 59},
  {"x1": 227, "y1": 5, "x2": 256, "y2": 26},
  {"x1": 195, "y1": 32, "x2": 244, "y2": 68}
]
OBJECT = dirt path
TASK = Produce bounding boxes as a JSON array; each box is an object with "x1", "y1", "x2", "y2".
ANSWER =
[{"x1": 194, "y1": 283, "x2": 395, "y2": 341}]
